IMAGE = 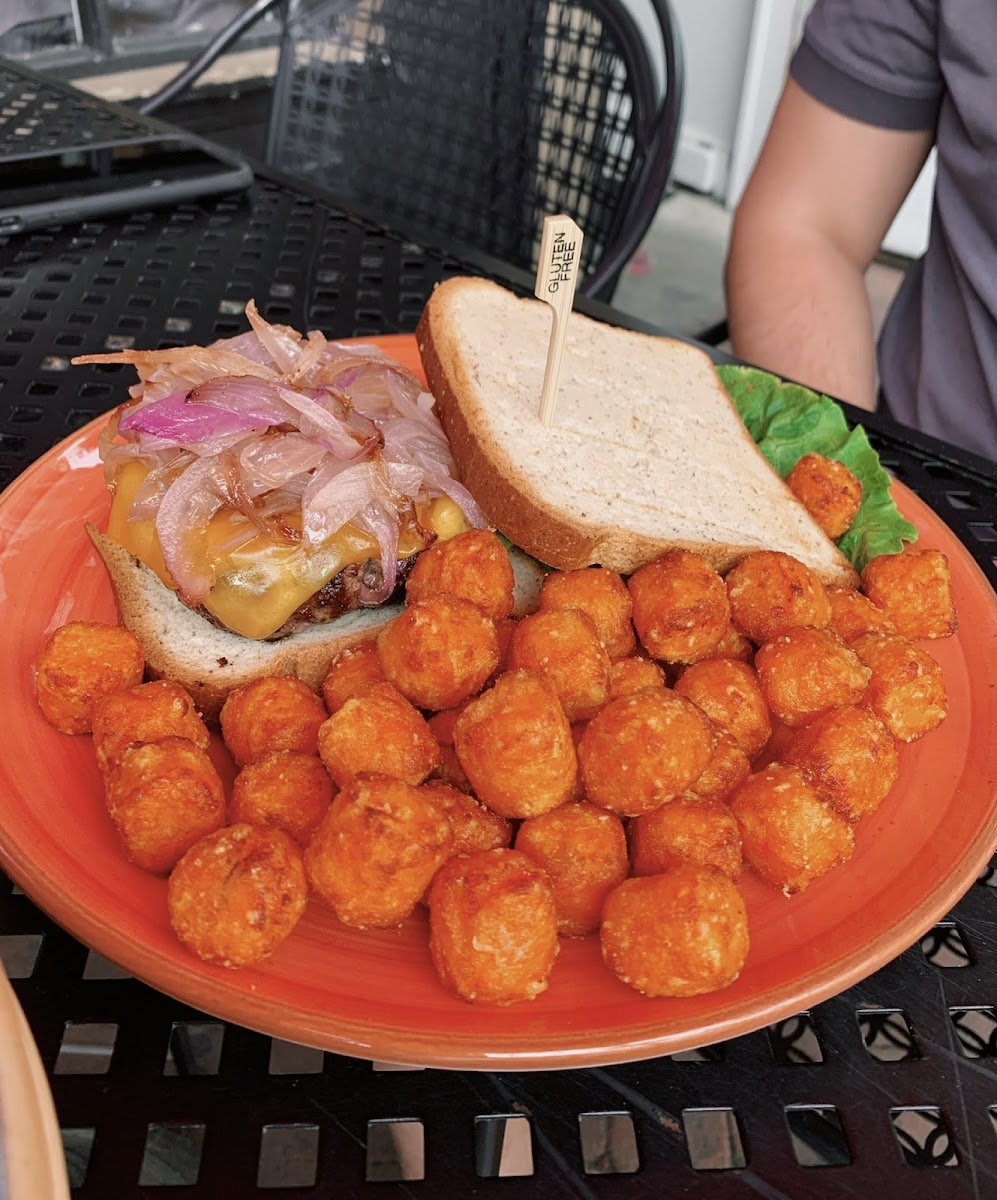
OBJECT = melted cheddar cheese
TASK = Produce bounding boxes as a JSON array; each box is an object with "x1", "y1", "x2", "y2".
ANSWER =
[{"x1": 107, "y1": 460, "x2": 469, "y2": 639}]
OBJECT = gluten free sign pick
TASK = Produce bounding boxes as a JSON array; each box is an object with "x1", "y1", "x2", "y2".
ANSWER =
[{"x1": 534, "y1": 214, "x2": 583, "y2": 427}]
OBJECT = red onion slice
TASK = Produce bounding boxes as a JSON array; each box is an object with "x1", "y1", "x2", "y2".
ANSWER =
[
  {"x1": 119, "y1": 390, "x2": 274, "y2": 444},
  {"x1": 237, "y1": 432, "x2": 327, "y2": 494},
  {"x1": 215, "y1": 330, "x2": 275, "y2": 367},
  {"x1": 287, "y1": 330, "x2": 328, "y2": 385},
  {"x1": 156, "y1": 456, "x2": 235, "y2": 602},
  {"x1": 129, "y1": 451, "x2": 197, "y2": 520},
  {"x1": 100, "y1": 439, "x2": 162, "y2": 487},
  {"x1": 381, "y1": 417, "x2": 454, "y2": 471},
  {"x1": 422, "y1": 466, "x2": 489, "y2": 529},
  {"x1": 186, "y1": 377, "x2": 293, "y2": 426},
  {"x1": 353, "y1": 498, "x2": 400, "y2": 604},
  {"x1": 300, "y1": 459, "x2": 380, "y2": 546},
  {"x1": 74, "y1": 345, "x2": 279, "y2": 388},
  {"x1": 276, "y1": 385, "x2": 379, "y2": 460},
  {"x1": 245, "y1": 299, "x2": 305, "y2": 375}
]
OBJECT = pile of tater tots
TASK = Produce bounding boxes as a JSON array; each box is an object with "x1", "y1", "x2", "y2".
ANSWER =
[{"x1": 34, "y1": 525, "x2": 957, "y2": 1005}]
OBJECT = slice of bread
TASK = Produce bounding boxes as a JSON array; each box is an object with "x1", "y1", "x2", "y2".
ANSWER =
[
  {"x1": 417, "y1": 277, "x2": 859, "y2": 587},
  {"x1": 88, "y1": 526, "x2": 545, "y2": 723}
]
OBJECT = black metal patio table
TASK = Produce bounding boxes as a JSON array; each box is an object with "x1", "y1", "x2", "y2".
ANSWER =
[{"x1": 0, "y1": 59, "x2": 996, "y2": 1200}]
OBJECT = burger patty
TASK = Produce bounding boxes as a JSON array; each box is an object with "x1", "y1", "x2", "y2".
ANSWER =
[
  {"x1": 274, "y1": 556, "x2": 417, "y2": 638},
  {"x1": 191, "y1": 556, "x2": 417, "y2": 641}
]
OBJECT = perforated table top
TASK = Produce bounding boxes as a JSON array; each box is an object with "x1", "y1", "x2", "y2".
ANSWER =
[
  {"x1": 0, "y1": 59, "x2": 996, "y2": 1200},
  {"x1": 0, "y1": 61, "x2": 158, "y2": 156}
]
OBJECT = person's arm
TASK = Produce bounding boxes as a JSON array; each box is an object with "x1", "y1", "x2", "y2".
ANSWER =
[{"x1": 724, "y1": 78, "x2": 933, "y2": 410}]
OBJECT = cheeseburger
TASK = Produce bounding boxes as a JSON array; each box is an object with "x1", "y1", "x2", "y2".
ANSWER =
[{"x1": 76, "y1": 300, "x2": 487, "y2": 642}]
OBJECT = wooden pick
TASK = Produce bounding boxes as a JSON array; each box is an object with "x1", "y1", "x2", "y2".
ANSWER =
[{"x1": 534, "y1": 213, "x2": 583, "y2": 426}]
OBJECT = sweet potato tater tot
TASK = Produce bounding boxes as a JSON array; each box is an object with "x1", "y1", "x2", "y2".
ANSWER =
[
  {"x1": 786, "y1": 452, "x2": 863, "y2": 540},
  {"x1": 628, "y1": 550, "x2": 730, "y2": 664},
  {"x1": 168, "y1": 824, "x2": 307, "y2": 968},
  {"x1": 540, "y1": 567, "x2": 636, "y2": 658},
  {"x1": 567, "y1": 722, "x2": 588, "y2": 803},
  {"x1": 673, "y1": 658, "x2": 772, "y2": 759},
  {"x1": 428, "y1": 848, "x2": 559, "y2": 1004},
  {"x1": 104, "y1": 737, "x2": 225, "y2": 874},
  {"x1": 404, "y1": 528, "x2": 515, "y2": 621},
  {"x1": 377, "y1": 595, "x2": 500, "y2": 711},
  {"x1": 515, "y1": 802, "x2": 628, "y2": 937},
  {"x1": 755, "y1": 628, "x2": 871, "y2": 727},
  {"x1": 494, "y1": 618, "x2": 516, "y2": 671},
  {"x1": 220, "y1": 675, "x2": 328, "y2": 767},
  {"x1": 861, "y1": 547, "x2": 957, "y2": 639},
  {"x1": 92, "y1": 679, "x2": 209, "y2": 773},
  {"x1": 608, "y1": 655, "x2": 666, "y2": 700},
  {"x1": 630, "y1": 795, "x2": 742, "y2": 879},
  {"x1": 35, "y1": 621, "x2": 144, "y2": 735},
  {"x1": 230, "y1": 750, "x2": 334, "y2": 847},
  {"x1": 725, "y1": 550, "x2": 832, "y2": 642},
  {"x1": 826, "y1": 586, "x2": 897, "y2": 642},
  {"x1": 706, "y1": 624, "x2": 755, "y2": 663},
  {"x1": 850, "y1": 633, "x2": 948, "y2": 742},
  {"x1": 689, "y1": 722, "x2": 751, "y2": 803},
  {"x1": 783, "y1": 705, "x2": 900, "y2": 822},
  {"x1": 453, "y1": 670, "x2": 576, "y2": 818},
  {"x1": 419, "y1": 780, "x2": 512, "y2": 856},
  {"x1": 320, "y1": 640, "x2": 385, "y2": 711},
  {"x1": 578, "y1": 688, "x2": 713, "y2": 816},
  {"x1": 305, "y1": 776, "x2": 453, "y2": 928},
  {"x1": 600, "y1": 866, "x2": 749, "y2": 997},
  {"x1": 730, "y1": 763, "x2": 855, "y2": 893},
  {"x1": 317, "y1": 681, "x2": 440, "y2": 787},
  {"x1": 426, "y1": 705, "x2": 472, "y2": 792},
  {"x1": 507, "y1": 608, "x2": 611, "y2": 721}
]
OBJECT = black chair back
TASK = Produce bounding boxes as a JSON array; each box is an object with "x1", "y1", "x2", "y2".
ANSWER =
[
  {"x1": 138, "y1": 0, "x2": 683, "y2": 302},
  {"x1": 264, "y1": 0, "x2": 683, "y2": 301}
]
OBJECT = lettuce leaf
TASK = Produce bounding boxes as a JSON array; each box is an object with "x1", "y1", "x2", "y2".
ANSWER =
[{"x1": 715, "y1": 364, "x2": 917, "y2": 571}]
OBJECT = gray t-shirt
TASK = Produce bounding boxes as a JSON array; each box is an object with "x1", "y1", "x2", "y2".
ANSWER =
[{"x1": 791, "y1": 0, "x2": 997, "y2": 462}]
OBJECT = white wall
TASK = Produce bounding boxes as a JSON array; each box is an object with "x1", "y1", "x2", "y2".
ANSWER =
[
  {"x1": 623, "y1": 0, "x2": 667, "y2": 100},
  {"x1": 668, "y1": 0, "x2": 756, "y2": 196},
  {"x1": 726, "y1": 0, "x2": 807, "y2": 207}
]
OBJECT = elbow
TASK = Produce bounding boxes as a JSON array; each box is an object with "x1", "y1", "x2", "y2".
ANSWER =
[{"x1": 725, "y1": 193, "x2": 791, "y2": 283}]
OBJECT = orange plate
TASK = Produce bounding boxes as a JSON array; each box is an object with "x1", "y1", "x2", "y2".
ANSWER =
[{"x1": 1, "y1": 334, "x2": 996, "y2": 1071}]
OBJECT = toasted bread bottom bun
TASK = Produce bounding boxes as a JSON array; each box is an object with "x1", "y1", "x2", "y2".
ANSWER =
[{"x1": 87, "y1": 525, "x2": 545, "y2": 723}]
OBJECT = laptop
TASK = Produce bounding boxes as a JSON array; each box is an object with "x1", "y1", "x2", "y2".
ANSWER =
[{"x1": 0, "y1": 56, "x2": 253, "y2": 234}]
